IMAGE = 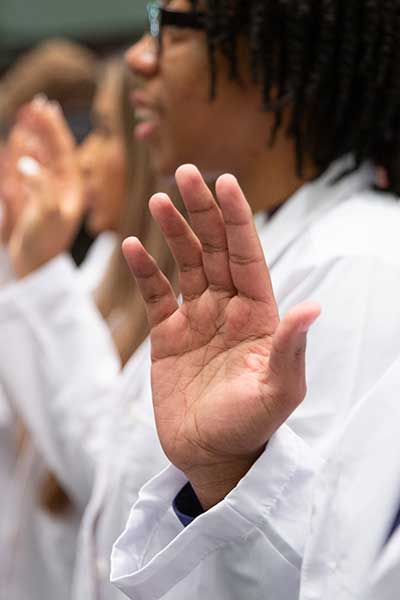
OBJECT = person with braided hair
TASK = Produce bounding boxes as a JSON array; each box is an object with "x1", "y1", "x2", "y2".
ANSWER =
[{"x1": 107, "y1": 1, "x2": 400, "y2": 599}]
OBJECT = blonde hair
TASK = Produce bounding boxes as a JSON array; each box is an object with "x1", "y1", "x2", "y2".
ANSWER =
[{"x1": 94, "y1": 59, "x2": 179, "y2": 365}]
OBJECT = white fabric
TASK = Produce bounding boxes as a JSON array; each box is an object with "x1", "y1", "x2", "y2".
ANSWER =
[
  {"x1": 110, "y1": 159, "x2": 400, "y2": 600},
  {"x1": 71, "y1": 338, "x2": 168, "y2": 600},
  {"x1": 0, "y1": 252, "x2": 120, "y2": 507},
  {"x1": 366, "y1": 528, "x2": 400, "y2": 600},
  {"x1": 299, "y1": 356, "x2": 400, "y2": 600},
  {"x1": 1, "y1": 443, "x2": 81, "y2": 600},
  {"x1": 78, "y1": 231, "x2": 117, "y2": 292},
  {"x1": 0, "y1": 234, "x2": 119, "y2": 599},
  {"x1": 0, "y1": 245, "x2": 15, "y2": 286},
  {"x1": 0, "y1": 231, "x2": 167, "y2": 599}
]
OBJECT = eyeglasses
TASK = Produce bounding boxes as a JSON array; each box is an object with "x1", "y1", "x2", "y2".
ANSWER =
[{"x1": 147, "y1": 1, "x2": 206, "y2": 48}]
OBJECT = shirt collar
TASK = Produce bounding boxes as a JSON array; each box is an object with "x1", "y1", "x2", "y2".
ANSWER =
[{"x1": 256, "y1": 156, "x2": 375, "y2": 268}]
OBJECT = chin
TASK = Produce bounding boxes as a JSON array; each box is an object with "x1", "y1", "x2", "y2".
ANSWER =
[
  {"x1": 151, "y1": 158, "x2": 177, "y2": 180},
  {"x1": 86, "y1": 215, "x2": 105, "y2": 237},
  {"x1": 148, "y1": 146, "x2": 182, "y2": 180}
]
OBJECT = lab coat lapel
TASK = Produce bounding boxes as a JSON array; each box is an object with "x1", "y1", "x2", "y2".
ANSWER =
[
  {"x1": 259, "y1": 158, "x2": 374, "y2": 269},
  {"x1": 366, "y1": 525, "x2": 400, "y2": 599},
  {"x1": 302, "y1": 358, "x2": 400, "y2": 599}
]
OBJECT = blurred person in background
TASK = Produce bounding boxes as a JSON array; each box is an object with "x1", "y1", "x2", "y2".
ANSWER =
[
  {"x1": 0, "y1": 37, "x2": 96, "y2": 600},
  {"x1": 0, "y1": 37, "x2": 98, "y2": 266},
  {"x1": 0, "y1": 38, "x2": 97, "y2": 144},
  {"x1": 0, "y1": 55, "x2": 176, "y2": 599}
]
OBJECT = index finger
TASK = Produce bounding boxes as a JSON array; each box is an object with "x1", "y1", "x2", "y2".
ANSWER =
[
  {"x1": 216, "y1": 174, "x2": 277, "y2": 310},
  {"x1": 18, "y1": 100, "x2": 75, "y2": 163}
]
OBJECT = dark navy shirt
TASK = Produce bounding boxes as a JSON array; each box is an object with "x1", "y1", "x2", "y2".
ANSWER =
[
  {"x1": 386, "y1": 503, "x2": 400, "y2": 544},
  {"x1": 173, "y1": 483, "x2": 204, "y2": 527}
]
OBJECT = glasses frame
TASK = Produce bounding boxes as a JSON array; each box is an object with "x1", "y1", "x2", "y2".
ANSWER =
[{"x1": 147, "y1": 1, "x2": 207, "y2": 48}]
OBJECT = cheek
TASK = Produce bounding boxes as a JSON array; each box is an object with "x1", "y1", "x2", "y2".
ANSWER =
[
  {"x1": 160, "y1": 76, "x2": 216, "y2": 165},
  {"x1": 102, "y1": 145, "x2": 127, "y2": 196},
  {"x1": 160, "y1": 88, "x2": 240, "y2": 172},
  {"x1": 162, "y1": 43, "x2": 211, "y2": 118}
]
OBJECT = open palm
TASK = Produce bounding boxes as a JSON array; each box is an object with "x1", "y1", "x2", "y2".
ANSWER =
[
  {"x1": 123, "y1": 165, "x2": 320, "y2": 507},
  {"x1": 4, "y1": 98, "x2": 84, "y2": 277}
]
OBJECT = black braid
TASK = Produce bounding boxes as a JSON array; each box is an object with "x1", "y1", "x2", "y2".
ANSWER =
[
  {"x1": 190, "y1": 0, "x2": 400, "y2": 195},
  {"x1": 377, "y1": 0, "x2": 395, "y2": 87},
  {"x1": 332, "y1": 2, "x2": 362, "y2": 141},
  {"x1": 355, "y1": 2, "x2": 383, "y2": 163}
]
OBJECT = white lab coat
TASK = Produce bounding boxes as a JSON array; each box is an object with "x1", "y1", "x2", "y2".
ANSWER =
[
  {"x1": 0, "y1": 235, "x2": 167, "y2": 599},
  {"x1": 299, "y1": 356, "x2": 400, "y2": 600},
  {"x1": 110, "y1": 158, "x2": 400, "y2": 600},
  {"x1": 78, "y1": 230, "x2": 116, "y2": 291},
  {"x1": 71, "y1": 339, "x2": 167, "y2": 600},
  {"x1": 113, "y1": 355, "x2": 400, "y2": 600},
  {"x1": 0, "y1": 233, "x2": 119, "y2": 599},
  {"x1": 0, "y1": 251, "x2": 17, "y2": 513}
]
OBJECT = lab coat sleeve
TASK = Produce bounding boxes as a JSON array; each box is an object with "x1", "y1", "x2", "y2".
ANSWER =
[
  {"x1": 110, "y1": 254, "x2": 400, "y2": 600},
  {"x1": 0, "y1": 253, "x2": 121, "y2": 508},
  {"x1": 111, "y1": 425, "x2": 322, "y2": 600}
]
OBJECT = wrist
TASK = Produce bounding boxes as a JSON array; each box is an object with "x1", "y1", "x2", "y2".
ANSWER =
[
  {"x1": 185, "y1": 451, "x2": 264, "y2": 511},
  {"x1": 11, "y1": 247, "x2": 56, "y2": 279}
]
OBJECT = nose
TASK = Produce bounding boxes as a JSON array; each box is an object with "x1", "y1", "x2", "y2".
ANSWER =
[{"x1": 125, "y1": 35, "x2": 159, "y2": 79}]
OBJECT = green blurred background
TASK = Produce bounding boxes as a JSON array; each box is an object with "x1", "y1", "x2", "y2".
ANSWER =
[{"x1": 0, "y1": 0, "x2": 148, "y2": 70}]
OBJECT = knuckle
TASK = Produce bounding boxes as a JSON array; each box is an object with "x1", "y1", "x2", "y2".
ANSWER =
[{"x1": 229, "y1": 253, "x2": 264, "y2": 267}]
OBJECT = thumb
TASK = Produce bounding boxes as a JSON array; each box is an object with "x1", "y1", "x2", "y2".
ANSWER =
[{"x1": 268, "y1": 301, "x2": 321, "y2": 412}]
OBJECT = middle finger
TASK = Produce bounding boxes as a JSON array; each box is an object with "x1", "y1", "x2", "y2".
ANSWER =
[{"x1": 175, "y1": 164, "x2": 235, "y2": 294}]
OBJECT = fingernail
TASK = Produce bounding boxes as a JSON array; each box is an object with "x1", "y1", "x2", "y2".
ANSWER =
[
  {"x1": 17, "y1": 156, "x2": 41, "y2": 177},
  {"x1": 299, "y1": 325, "x2": 310, "y2": 334},
  {"x1": 33, "y1": 94, "x2": 47, "y2": 107},
  {"x1": 49, "y1": 101, "x2": 62, "y2": 114}
]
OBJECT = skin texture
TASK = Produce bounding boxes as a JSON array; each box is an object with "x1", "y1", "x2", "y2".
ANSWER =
[
  {"x1": 78, "y1": 66, "x2": 127, "y2": 236},
  {"x1": 123, "y1": 165, "x2": 320, "y2": 509}
]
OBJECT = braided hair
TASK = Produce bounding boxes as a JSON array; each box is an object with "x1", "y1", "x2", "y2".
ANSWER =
[{"x1": 191, "y1": 0, "x2": 400, "y2": 194}]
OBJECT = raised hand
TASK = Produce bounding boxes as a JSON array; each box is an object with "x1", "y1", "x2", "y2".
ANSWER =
[
  {"x1": 0, "y1": 124, "x2": 39, "y2": 245},
  {"x1": 0, "y1": 97, "x2": 84, "y2": 277},
  {"x1": 123, "y1": 165, "x2": 320, "y2": 509}
]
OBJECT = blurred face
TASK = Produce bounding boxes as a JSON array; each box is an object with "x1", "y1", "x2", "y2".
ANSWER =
[
  {"x1": 78, "y1": 67, "x2": 127, "y2": 235},
  {"x1": 126, "y1": 0, "x2": 275, "y2": 181}
]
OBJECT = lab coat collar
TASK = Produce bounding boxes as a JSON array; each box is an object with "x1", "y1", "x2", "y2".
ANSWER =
[
  {"x1": 303, "y1": 358, "x2": 400, "y2": 599},
  {"x1": 259, "y1": 156, "x2": 375, "y2": 269}
]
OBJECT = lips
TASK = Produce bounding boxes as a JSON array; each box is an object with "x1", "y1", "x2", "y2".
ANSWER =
[
  {"x1": 135, "y1": 106, "x2": 158, "y2": 123},
  {"x1": 131, "y1": 92, "x2": 161, "y2": 141}
]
